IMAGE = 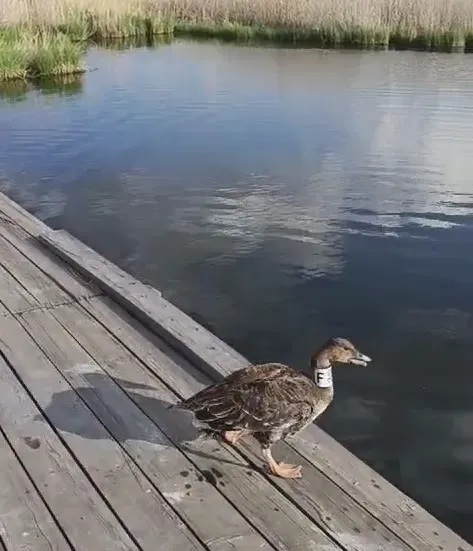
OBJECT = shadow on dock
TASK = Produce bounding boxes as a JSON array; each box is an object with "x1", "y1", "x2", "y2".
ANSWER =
[{"x1": 34, "y1": 372, "x2": 243, "y2": 467}]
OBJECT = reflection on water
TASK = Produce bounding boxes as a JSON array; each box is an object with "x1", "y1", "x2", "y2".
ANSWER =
[
  {"x1": 0, "y1": 74, "x2": 84, "y2": 104},
  {"x1": 1, "y1": 40, "x2": 473, "y2": 542},
  {"x1": 97, "y1": 34, "x2": 173, "y2": 51},
  {"x1": 37, "y1": 75, "x2": 84, "y2": 98}
]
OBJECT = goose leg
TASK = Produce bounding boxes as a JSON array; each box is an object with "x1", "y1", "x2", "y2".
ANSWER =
[
  {"x1": 262, "y1": 446, "x2": 302, "y2": 479},
  {"x1": 222, "y1": 430, "x2": 246, "y2": 444}
]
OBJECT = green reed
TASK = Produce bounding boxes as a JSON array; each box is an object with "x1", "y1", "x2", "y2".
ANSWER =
[{"x1": 0, "y1": 27, "x2": 86, "y2": 81}]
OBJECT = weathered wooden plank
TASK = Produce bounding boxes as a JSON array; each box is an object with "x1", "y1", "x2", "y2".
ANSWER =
[
  {"x1": 74, "y1": 297, "x2": 410, "y2": 551},
  {"x1": 37, "y1": 212, "x2": 473, "y2": 551},
  {"x1": 82, "y1": 297, "x2": 473, "y2": 551},
  {"x1": 0, "y1": 219, "x2": 99, "y2": 301},
  {"x1": 3, "y1": 313, "x2": 207, "y2": 551},
  {"x1": 38, "y1": 229, "x2": 161, "y2": 308},
  {"x1": 0, "y1": 264, "x2": 40, "y2": 314},
  {"x1": 82, "y1": 296, "x2": 214, "y2": 397},
  {"x1": 0, "y1": 335, "x2": 138, "y2": 551},
  {"x1": 0, "y1": 191, "x2": 49, "y2": 237},
  {"x1": 0, "y1": 233, "x2": 71, "y2": 309},
  {"x1": 38, "y1": 230, "x2": 227, "y2": 373},
  {"x1": 289, "y1": 429, "x2": 471, "y2": 551},
  {"x1": 19, "y1": 306, "x2": 275, "y2": 551},
  {"x1": 0, "y1": 429, "x2": 72, "y2": 551}
]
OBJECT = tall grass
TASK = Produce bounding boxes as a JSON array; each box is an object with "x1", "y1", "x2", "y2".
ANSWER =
[
  {"x1": 0, "y1": 27, "x2": 86, "y2": 81},
  {"x1": 170, "y1": 0, "x2": 473, "y2": 49},
  {"x1": 1, "y1": 0, "x2": 473, "y2": 51}
]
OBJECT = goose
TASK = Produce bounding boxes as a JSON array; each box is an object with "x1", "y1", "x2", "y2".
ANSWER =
[{"x1": 173, "y1": 337, "x2": 372, "y2": 478}]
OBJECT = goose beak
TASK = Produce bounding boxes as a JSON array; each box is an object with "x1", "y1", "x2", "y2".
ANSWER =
[{"x1": 350, "y1": 352, "x2": 372, "y2": 366}]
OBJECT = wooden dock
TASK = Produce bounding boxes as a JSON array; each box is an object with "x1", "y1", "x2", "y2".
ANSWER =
[{"x1": 0, "y1": 190, "x2": 470, "y2": 551}]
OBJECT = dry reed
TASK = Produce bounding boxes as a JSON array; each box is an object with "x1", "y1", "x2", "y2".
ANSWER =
[{"x1": 1, "y1": 0, "x2": 473, "y2": 49}]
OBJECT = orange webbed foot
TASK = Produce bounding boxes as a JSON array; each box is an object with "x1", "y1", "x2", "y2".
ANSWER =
[
  {"x1": 262, "y1": 447, "x2": 303, "y2": 479},
  {"x1": 269, "y1": 461, "x2": 303, "y2": 479}
]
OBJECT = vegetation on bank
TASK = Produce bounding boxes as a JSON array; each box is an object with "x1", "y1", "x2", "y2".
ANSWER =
[
  {"x1": 0, "y1": 27, "x2": 86, "y2": 81},
  {"x1": 1, "y1": 0, "x2": 473, "y2": 80}
]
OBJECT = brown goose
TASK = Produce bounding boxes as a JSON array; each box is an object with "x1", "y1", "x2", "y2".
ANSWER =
[{"x1": 174, "y1": 337, "x2": 372, "y2": 479}]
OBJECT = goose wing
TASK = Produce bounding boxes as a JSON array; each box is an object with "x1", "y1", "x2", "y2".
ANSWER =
[{"x1": 176, "y1": 363, "x2": 315, "y2": 432}]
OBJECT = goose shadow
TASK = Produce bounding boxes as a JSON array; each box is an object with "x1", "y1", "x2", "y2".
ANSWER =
[{"x1": 34, "y1": 371, "x2": 243, "y2": 467}]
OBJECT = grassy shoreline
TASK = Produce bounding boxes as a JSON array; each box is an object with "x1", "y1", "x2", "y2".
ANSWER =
[
  {"x1": 1, "y1": 0, "x2": 473, "y2": 81},
  {"x1": 174, "y1": 21, "x2": 473, "y2": 50},
  {"x1": 0, "y1": 28, "x2": 86, "y2": 81}
]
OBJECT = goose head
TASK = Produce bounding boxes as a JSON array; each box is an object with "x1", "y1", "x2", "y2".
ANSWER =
[{"x1": 311, "y1": 337, "x2": 372, "y2": 368}]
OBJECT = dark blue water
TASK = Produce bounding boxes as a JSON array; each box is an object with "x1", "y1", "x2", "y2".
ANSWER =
[{"x1": 1, "y1": 39, "x2": 473, "y2": 541}]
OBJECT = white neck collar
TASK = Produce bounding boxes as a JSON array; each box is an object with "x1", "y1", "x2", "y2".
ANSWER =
[{"x1": 314, "y1": 366, "x2": 333, "y2": 388}]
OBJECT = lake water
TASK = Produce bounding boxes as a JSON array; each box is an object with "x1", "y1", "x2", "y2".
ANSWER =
[{"x1": 1, "y1": 39, "x2": 473, "y2": 542}]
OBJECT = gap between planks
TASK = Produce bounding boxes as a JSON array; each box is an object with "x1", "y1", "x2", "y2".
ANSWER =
[
  {"x1": 0, "y1": 342, "x2": 140, "y2": 551},
  {"x1": 0, "y1": 224, "x2": 101, "y2": 319},
  {"x1": 0, "y1": 191, "x2": 51, "y2": 237},
  {"x1": 0, "y1": 294, "x2": 102, "y2": 317},
  {"x1": 0, "y1": 211, "x2": 100, "y2": 304},
  {"x1": 0, "y1": 426, "x2": 73, "y2": 551}
]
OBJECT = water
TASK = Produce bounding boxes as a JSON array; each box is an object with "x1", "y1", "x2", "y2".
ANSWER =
[{"x1": 1, "y1": 39, "x2": 473, "y2": 541}]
